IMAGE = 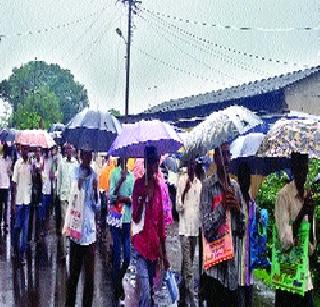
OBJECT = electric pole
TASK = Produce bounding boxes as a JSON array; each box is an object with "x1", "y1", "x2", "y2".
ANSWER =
[{"x1": 125, "y1": 0, "x2": 132, "y2": 123}]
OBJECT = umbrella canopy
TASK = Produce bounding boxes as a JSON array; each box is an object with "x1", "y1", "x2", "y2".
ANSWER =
[
  {"x1": 0, "y1": 129, "x2": 16, "y2": 144},
  {"x1": 108, "y1": 120, "x2": 183, "y2": 158},
  {"x1": 185, "y1": 106, "x2": 262, "y2": 156},
  {"x1": 257, "y1": 118, "x2": 320, "y2": 158},
  {"x1": 229, "y1": 133, "x2": 290, "y2": 176},
  {"x1": 15, "y1": 130, "x2": 55, "y2": 148},
  {"x1": 230, "y1": 133, "x2": 265, "y2": 159},
  {"x1": 64, "y1": 109, "x2": 121, "y2": 152}
]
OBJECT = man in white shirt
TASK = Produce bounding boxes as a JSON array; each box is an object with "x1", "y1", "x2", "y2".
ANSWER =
[
  {"x1": 57, "y1": 143, "x2": 78, "y2": 259},
  {"x1": 176, "y1": 159, "x2": 202, "y2": 307},
  {"x1": 11, "y1": 145, "x2": 32, "y2": 265}
]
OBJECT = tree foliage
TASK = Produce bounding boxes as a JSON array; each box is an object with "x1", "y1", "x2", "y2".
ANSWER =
[
  {"x1": 108, "y1": 108, "x2": 121, "y2": 117},
  {"x1": 13, "y1": 85, "x2": 62, "y2": 130},
  {"x1": 0, "y1": 60, "x2": 89, "y2": 124}
]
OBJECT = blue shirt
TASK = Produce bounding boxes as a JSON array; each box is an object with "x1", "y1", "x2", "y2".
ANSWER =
[
  {"x1": 110, "y1": 167, "x2": 134, "y2": 224},
  {"x1": 72, "y1": 166, "x2": 98, "y2": 245}
]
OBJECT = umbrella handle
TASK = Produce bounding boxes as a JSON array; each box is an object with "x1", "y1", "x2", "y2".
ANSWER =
[{"x1": 144, "y1": 158, "x2": 148, "y2": 186}]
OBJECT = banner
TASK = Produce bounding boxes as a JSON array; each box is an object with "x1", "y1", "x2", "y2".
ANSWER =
[
  {"x1": 203, "y1": 209, "x2": 234, "y2": 269},
  {"x1": 271, "y1": 221, "x2": 310, "y2": 296}
]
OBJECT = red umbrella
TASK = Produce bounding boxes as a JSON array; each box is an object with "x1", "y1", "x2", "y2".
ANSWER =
[{"x1": 16, "y1": 130, "x2": 55, "y2": 148}]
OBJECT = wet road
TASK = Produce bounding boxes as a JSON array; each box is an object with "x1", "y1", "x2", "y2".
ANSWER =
[{"x1": 0, "y1": 215, "x2": 274, "y2": 307}]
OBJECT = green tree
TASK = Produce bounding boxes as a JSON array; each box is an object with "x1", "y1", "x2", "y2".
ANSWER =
[
  {"x1": 0, "y1": 60, "x2": 89, "y2": 124},
  {"x1": 108, "y1": 108, "x2": 121, "y2": 117},
  {"x1": 14, "y1": 85, "x2": 62, "y2": 130}
]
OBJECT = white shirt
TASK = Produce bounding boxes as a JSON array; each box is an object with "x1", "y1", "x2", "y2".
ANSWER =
[
  {"x1": 57, "y1": 157, "x2": 78, "y2": 201},
  {"x1": 12, "y1": 158, "x2": 32, "y2": 205},
  {"x1": 0, "y1": 157, "x2": 11, "y2": 189},
  {"x1": 176, "y1": 174, "x2": 202, "y2": 236},
  {"x1": 42, "y1": 158, "x2": 53, "y2": 195}
]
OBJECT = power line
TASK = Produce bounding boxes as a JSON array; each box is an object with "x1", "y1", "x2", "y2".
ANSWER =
[
  {"x1": 63, "y1": 5, "x2": 111, "y2": 63},
  {"x1": 1, "y1": 4, "x2": 111, "y2": 39},
  {"x1": 143, "y1": 7, "x2": 320, "y2": 32},
  {"x1": 142, "y1": 7, "x2": 312, "y2": 69},
  {"x1": 138, "y1": 13, "x2": 266, "y2": 78},
  {"x1": 134, "y1": 46, "x2": 218, "y2": 84},
  {"x1": 73, "y1": 15, "x2": 121, "y2": 71},
  {"x1": 137, "y1": 15, "x2": 240, "y2": 83}
]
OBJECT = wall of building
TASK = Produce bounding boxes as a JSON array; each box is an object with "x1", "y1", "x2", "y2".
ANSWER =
[{"x1": 285, "y1": 72, "x2": 320, "y2": 115}]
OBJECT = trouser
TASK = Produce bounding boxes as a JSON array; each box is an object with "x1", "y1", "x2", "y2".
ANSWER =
[
  {"x1": 0, "y1": 188, "x2": 8, "y2": 226},
  {"x1": 14, "y1": 205, "x2": 30, "y2": 260},
  {"x1": 60, "y1": 200, "x2": 68, "y2": 255},
  {"x1": 239, "y1": 285, "x2": 253, "y2": 307},
  {"x1": 100, "y1": 191, "x2": 107, "y2": 234},
  {"x1": 28, "y1": 202, "x2": 40, "y2": 242},
  {"x1": 205, "y1": 276, "x2": 239, "y2": 307},
  {"x1": 275, "y1": 290, "x2": 314, "y2": 307},
  {"x1": 38, "y1": 194, "x2": 51, "y2": 233},
  {"x1": 135, "y1": 251, "x2": 157, "y2": 307},
  {"x1": 55, "y1": 195, "x2": 62, "y2": 235},
  {"x1": 111, "y1": 223, "x2": 131, "y2": 290},
  {"x1": 179, "y1": 235, "x2": 197, "y2": 307},
  {"x1": 66, "y1": 241, "x2": 95, "y2": 307}
]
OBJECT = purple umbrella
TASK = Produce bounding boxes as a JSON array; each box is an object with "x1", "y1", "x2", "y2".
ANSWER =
[{"x1": 108, "y1": 120, "x2": 183, "y2": 158}]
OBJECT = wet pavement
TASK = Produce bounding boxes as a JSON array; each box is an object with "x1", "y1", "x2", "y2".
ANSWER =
[{"x1": 0, "y1": 214, "x2": 275, "y2": 307}]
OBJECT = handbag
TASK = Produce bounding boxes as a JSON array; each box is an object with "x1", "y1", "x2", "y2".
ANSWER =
[
  {"x1": 132, "y1": 204, "x2": 145, "y2": 236},
  {"x1": 63, "y1": 181, "x2": 85, "y2": 240},
  {"x1": 203, "y1": 209, "x2": 234, "y2": 269}
]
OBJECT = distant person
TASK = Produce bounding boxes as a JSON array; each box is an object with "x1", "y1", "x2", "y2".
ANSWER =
[
  {"x1": 98, "y1": 156, "x2": 115, "y2": 240},
  {"x1": 0, "y1": 142, "x2": 12, "y2": 232},
  {"x1": 132, "y1": 146, "x2": 170, "y2": 306},
  {"x1": 275, "y1": 153, "x2": 315, "y2": 307},
  {"x1": 176, "y1": 159, "x2": 202, "y2": 307},
  {"x1": 12, "y1": 145, "x2": 32, "y2": 265},
  {"x1": 28, "y1": 147, "x2": 42, "y2": 243},
  {"x1": 40, "y1": 149, "x2": 53, "y2": 236},
  {"x1": 66, "y1": 148, "x2": 98, "y2": 307},
  {"x1": 57, "y1": 143, "x2": 77, "y2": 260},
  {"x1": 238, "y1": 162, "x2": 255, "y2": 307}
]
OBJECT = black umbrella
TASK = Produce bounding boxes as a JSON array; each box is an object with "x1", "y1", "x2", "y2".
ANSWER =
[
  {"x1": 0, "y1": 129, "x2": 16, "y2": 143},
  {"x1": 63, "y1": 109, "x2": 122, "y2": 152}
]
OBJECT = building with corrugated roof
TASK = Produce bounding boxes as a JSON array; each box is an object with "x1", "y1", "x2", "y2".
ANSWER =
[{"x1": 120, "y1": 66, "x2": 320, "y2": 128}]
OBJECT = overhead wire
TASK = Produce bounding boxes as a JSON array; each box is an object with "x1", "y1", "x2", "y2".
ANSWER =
[
  {"x1": 141, "y1": 6, "x2": 312, "y2": 69},
  {"x1": 139, "y1": 12, "x2": 267, "y2": 76},
  {"x1": 1, "y1": 3, "x2": 112, "y2": 39},
  {"x1": 134, "y1": 46, "x2": 218, "y2": 83},
  {"x1": 137, "y1": 13, "x2": 266, "y2": 79},
  {"x1": 143, "y1": 7, "x2": 320, "y2": 32},
  {"x1": 61, "y1": 4, "x2": 113, "y2": 65}
]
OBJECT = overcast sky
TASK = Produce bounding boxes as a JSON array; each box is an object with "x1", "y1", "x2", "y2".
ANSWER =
[{"x1": 0, "y1": 0, "x2": 318, "y2": 114}]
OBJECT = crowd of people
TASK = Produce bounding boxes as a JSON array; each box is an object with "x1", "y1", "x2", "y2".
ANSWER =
[{"x1": 0, "y1": 139, "x2": 316, "y2": 307}]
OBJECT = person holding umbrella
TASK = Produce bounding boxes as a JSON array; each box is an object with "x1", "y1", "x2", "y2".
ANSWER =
[
  {"x1": 275, "y1": 152, "x2": 315, "y2": 306},
  {"x1": 200, "y1": 143, "x2": 244, "y2": 306},
  {"x1": 132, "y1": 146, "x2": 170, "y2": 306},
  {"x1": 11, "y1": 145, "x2": 32, "y2": 265},
  {"x1": 66, "y1": 147, "x2": 98, "y2": 307}
]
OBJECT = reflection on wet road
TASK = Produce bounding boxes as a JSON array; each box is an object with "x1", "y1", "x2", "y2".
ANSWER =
[{"x1": 0, "y1": 217, "x2": 274, "y2": 306}]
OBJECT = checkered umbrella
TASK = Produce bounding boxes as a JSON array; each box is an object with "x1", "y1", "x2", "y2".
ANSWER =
[{"x1": 257, "y1": 118, "x2": 320, "y2": 158}]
